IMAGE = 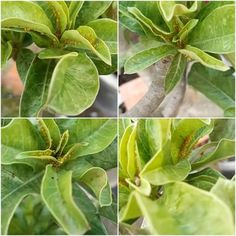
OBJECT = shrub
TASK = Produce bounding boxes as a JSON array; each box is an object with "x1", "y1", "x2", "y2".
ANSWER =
[
  {"x1": 1, "y1": 1, "x2": 117, "y2": 116},
  {"x1": 1, "y1": 118, "x2": 117, "y2": 235},
  {"x1": 120, "y1": 1, "x2": 235, "y2": 117},
  {"x1": 119, "y1": 118, "x2": 235, "y2": 235}
]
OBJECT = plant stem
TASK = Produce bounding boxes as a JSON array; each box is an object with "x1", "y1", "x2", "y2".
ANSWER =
[
  {"x1": 152, "y1": 64, "x2": 188, "y2": 117},
  {"x1": 123, "y1": 57, "x2": 172, "y2": 117}
]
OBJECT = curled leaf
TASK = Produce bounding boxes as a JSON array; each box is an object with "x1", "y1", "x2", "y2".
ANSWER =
[{"x1": 179, "y1": 45, "x2": 229, "y2": 71}]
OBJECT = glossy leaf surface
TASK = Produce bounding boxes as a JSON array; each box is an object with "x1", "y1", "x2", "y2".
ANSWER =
[
  {"x1": 41, "y1": 165, "x2": 90, "y2": 235},
  {"x1": 16, "y1": 48, "x2": 35, "y2": 82},
  {"x1": 124, "y1": 45, "x2": 176, "y2": 74},
  {"x1": 179, "y1": 45, "x2": 229, "y2": 71},
  {"x1": 37, "y1": 1, "x2": 67, "y2": 36},
  {"x1": 211, "y1": 178, "x2": 235, "y2": 217},
  {"x1": 165, "y1": 53, "x2": 187, "y2": 93},
  {"x1": 1, "y1": 1, "x2": 58, "y2": 43},
  {"x1": 189, "y1": 5, "x2": 235, "y2": 53},
  {"x1": 191, "y1": 139, "x2": 235, "y2": 169},
  {"x1": 76, "y1": 1, "x2": 112, "y2": 26},
  {"x1": 61, "y1": 28, "x2": 111, "y2": 65},
  {"x1": 87, "y1": 18, "x2": 117, "y2": 54},
  {"x1": 159, "y1": 1, "x2": 198, "y2": 22},
  {"x1": 161, "y1": 182, "x2": 234, "y2": 235},
  {"x1": 79, "y1": 167, "x2": 112, "y2": 207},
  {"x1": 46, "y1": 53, "x2": 99, "y2": 115},
  {"x1": 20, "y1": 58, "x2": 54, "y2": 117},
  {"x1": 141, "y1": 160, "x2": 191, "y2": 186},
  {"x1": 186, "y1": 167, "x2": 225, "y2": 191},
  {"x1": 55, "y1": 119, "x2": 117, "y2": 157}
]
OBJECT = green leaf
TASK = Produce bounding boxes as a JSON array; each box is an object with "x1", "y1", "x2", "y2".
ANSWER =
[
  {"x1": 119, "y1": 125, "x2": 133, "y2": 177},
  {"x1": 87, "y1": 18, "x2": 117, "y2": 54},
  {"x1": 188, "y1": 63, "x2": 235, "y2": 110},
  {"x1": 57, "y1": 1, "x2": 70, "y2": 26},
  {"x1": 120, "y1": 191, "x2": 181, "y2": 235},
  {"x1": 72, "y1": 183, "x2": 108, "y2": 235},
  {"x1": 39, "y1": 119, "x2": 61, "y2": 150},
  {"x1": 179, "y1": 45, "x2": 229, "y2": 71},
  {"x1": 55, "y1": 130, "x2": 69, "y2": 157},
  {"x1": 90, "y1": 54, "x2": 117, "y2": 75},
  {"x1": 211, "y1": 178, "x2": 235, "y2": 218},
  {"x1": 119, "y1": 4, "x2": 145, "y2": 36},
  {"x1": 28, "y1": 31, "x2": 55, "y2": 48},
  {"x1": 38, "y1": 48, "x2": 77, "y2": 59},
  {"x1": 63, "y1": 159, "x2": 93, "y2": 180},
  {"x1": 59, "y1": 140, "x2": 115, "y2": 174},
  {"x1": 119, "y1": 223, "x2": 149, "y2": 235},
  {"x1": 141, "y1": 159, "x2": 191, "y2": 186},
  {"x1": 161, "y1": 181, "x2": 234, "y2": 235},
  {"x1": 83, "y1": 139, "x2": 117, "y2": 170},
  {"x1": 119, "y1": 119, "x2": 132, "y2": 142},
  {"x1": 37, "y1": 1, "x2": 67, "y2": 36},
  {"x1": 159, "y1": 1, "x2": 198, "y2": 22},
  {"x1": 76, "y1": 1, "x2": 112, "y2": 26},
  {"x1": 99, "y1": 201, "x2": 117, "y2": 223},
  {"x1": 210, "y1": 119, "x2": 235, "y2": 141},
  {"x1": 224, "y1": 52, "x2": 235, "y2": 68},
  {"x1": 140, "y1": 142, "x2": 172, "y2": 175},
  {"x1": 171, "y1": 119, "x2": 213, "y2": 163},
  {"x1": 55, "y1": 119, "x2": 117, "y2": 157},
  {"x1": 1, "y1": 119, "x2": 49, "y2": 170},
  {"x1": 68, "y1": 1, "x2": 84, "y2": 29},
  {"x1": 1, "y1": 119, "x2": 12, "y2": 127},
  {"x1": 61, "y1": 27, "x2": 111, "y2": 65},
  {"x1": 124, "y1": 45, "x2": 176, "y2": 74},
  {"x1": 136, "y1": 119, "x2": 171, "y2": 166},
  {"x1": 46, "y1": 53, "x2": 99, "y2": 115},
  {"x1": 78, "y1": 26, "x2": 111, "y2": 64},
  {"x1": 121, "y1": 181, "x2": 234, "y2": 234},
  {"x1": 165, "y1": 53, "x2": 187, "y2": 93},
  {"x1": 189, "y1": 5, "x2": 235, "y2": 53},
  {"x1": 20, "y1": 58, "x2": 55, "y2": 117},
  {"x1": 1, "y1": 119, "x2": 45, "y2": 166},
  {"x1": 127, "y1": 126, "x2": 138, "y2": 179},
  {"x1": 127, "y1": 7, "x2": 172, "y2": 41},
  {"x1": 1, "y1": 1, "x2": 58, "y2": 44},
  {"x1": 41, "y1": 165, "x2": 89, "y2": 235},
  {"x1": 1, "y1": 164, "x2": 43, "y2": 235},
  {"x1": 191, "y1": 138, "x2": 235, "y2": 169},
  {"x1": 120, "y1": 1, "x2": 168, "y2": 33},
  {"x1": 8, "y1": 195, "x2": 65, "y2": 235},
  {"x1": 224, "y1": 107, "x2": 235, "y2": 117},
  {"x1": 125, "y1": 177, "x2": 151, "y2": 196},
  {"x1": 175, "y1": 19, "x2": 199, "y2": 42},
  {"x1": 119, "y1": 184, "x2": 130, "y2": 209},
  {"x1": 1, "y1": 41, "x2": 12, "y2": 67},
  {"x1": 78, "y1": 167, "x2": 112, "y2": 207},
  {"x1": 37, "y1": 119, "x2": 53, "y2": 149},
  {"x1": 15, "y1": 149, "x2": 57, "y2": 162},
  {"x1": 197, "y1": 1, "x2": 233, "y2": 21},
  {"x1": 186, "y1": 167, "x2": 225, "y2": 191},
  {"x1": 16, "y1": 48, "x2": 35, "y2": 82}
]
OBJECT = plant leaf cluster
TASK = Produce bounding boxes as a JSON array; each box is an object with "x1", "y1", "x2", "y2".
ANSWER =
[
  {"x1": 1, "y1": 1, "x2": 117, "y2": 116},
  {"x1": 120, "y1": 1, "x2": 235, "y2": 115},
  {"x1": 119, "y1": 118, "x2": 235, "y2": 235},
  {"x1": 1, "y1": 118, "x2": 117, "y2": 235}
]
